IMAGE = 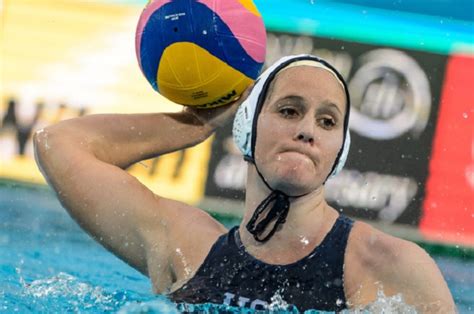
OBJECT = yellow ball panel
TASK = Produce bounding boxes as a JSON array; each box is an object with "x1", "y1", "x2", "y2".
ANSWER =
[
  {"x1": 158, "y1": 43, "x2": 253, "y2": 107},
  {"x1": 237, "y1": 0, "x2": 261, "y2": 16},
  {"x1": 194, "y1": 75, "x2": 253, "y2": 109},
  {"x1": 158, "y1": 42, "x2": 223, "y2": 87}
]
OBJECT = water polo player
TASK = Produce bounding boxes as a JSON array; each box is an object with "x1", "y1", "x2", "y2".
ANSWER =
[{"x1": 34, "y1": 55, "x2": 455, "y2": 312}]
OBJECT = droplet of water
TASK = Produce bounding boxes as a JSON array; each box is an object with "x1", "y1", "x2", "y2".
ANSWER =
[
  {"x1": 300, "y1": 236, "x2": 309, "y2": 245},
  {"x1": 462, "y1": 112, "x2": 468, "y2": 119},
  {"x1": 175, "y1": 248, "x2": 192, "y2": 277},
  {"x1": 269, "y1": 290, "x2": 289, "y2": 311}
]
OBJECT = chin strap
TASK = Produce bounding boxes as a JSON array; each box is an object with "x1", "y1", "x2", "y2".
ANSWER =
[{"x1": 246, "y1": 190, "x2": 290, "y2": 243}]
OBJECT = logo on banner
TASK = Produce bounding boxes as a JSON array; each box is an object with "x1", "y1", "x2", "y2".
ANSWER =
[
  {"x1": 349, "y1": 49, "x2": 432, "y2": 140},
  {"x1": 325, "y1": 169, "x2": 418, "y2": 222}
]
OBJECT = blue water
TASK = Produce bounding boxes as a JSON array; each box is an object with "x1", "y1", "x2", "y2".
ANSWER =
[{"x1": 1, "y1": 184, "x2": 473, "y2": 313}]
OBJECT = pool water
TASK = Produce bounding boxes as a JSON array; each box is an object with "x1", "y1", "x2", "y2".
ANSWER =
[{"x1": 1, "y1": 183, "x2": 473, "y2": 313}]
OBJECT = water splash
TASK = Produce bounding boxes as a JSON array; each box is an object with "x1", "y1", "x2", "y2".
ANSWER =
[
  {"x1": 118, "y1": 298, "x2": 178, "y2": 314},
  {"x1": 35, "y1": 128, "x2": 50, "y2": 150},
  {"x1": 119, "y1": 288, "x2": 418, "y2": 314},
  {"x1": 22, "y1": 272, "x2": 119, "y2": 312},
  {"x1": 175, "y1": 248, "x2": 192, "y2": 278},
  {"x1": 343, "y1": 289, "x2": 417, "y2": 313},
  {"x1": 12, "y1": 270, "x2": 418, "y2": 313},
  {"x1": 268, "y1": 291, "x2": 290, "y2": 311}
]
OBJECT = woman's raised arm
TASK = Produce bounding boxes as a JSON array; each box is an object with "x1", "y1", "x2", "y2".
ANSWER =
[{"x1": 33, "y1": 100, "x2": 242, "y2": 291}]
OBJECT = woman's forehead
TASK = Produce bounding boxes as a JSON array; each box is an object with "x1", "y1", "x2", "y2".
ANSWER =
[{"x1": 266, "y1": 66, "x2": 347, "y2": 110}]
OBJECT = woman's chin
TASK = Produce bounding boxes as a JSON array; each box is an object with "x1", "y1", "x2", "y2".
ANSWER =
[
  {"x1": 270, "y1": 170, "x2": 321, "y2": 196},
  {"x1": 277, "y1": 159, "x2": 316, "y2": 179},
  {"x1": 272, "y1": 181, "x2": 313, "y2": 196},
  {"x1": 258, "y1": 155, "x2": 324, "y2": 194}
]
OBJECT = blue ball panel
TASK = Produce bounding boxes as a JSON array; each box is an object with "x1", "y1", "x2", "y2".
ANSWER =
[{"x1": 139, "y1": 0, "x2": 263, "y2": 91}]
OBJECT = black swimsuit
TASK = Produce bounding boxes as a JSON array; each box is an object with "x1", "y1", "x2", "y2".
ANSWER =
[{"x1": 169, "y1": 215, "x2": 354, "y2": 312}]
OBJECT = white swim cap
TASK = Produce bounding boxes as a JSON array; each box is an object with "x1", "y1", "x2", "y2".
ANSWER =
[{"x1": 232, "y1": 54, "x2": 351, "y2": 178}]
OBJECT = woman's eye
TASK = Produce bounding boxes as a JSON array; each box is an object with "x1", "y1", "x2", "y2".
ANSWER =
[
  {"x1": 319, "y1": 117, "x2": 336, "y2": 129},
  {"x1": 280, "y1": 108, "x2": 298, "y2": 118}
]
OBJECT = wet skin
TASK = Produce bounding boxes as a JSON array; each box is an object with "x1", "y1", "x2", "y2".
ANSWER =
[
  {"x1": 254, "y1": 66, "x2": 346, "y2": 196},
  {"x1": 34, "y1": 61, "x2": 456, "y2": 313}
]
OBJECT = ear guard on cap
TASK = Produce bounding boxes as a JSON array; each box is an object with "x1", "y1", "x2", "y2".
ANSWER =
[
  {"x1": 233, "y1": 55, "x2": 300, "y2": 158},
  {"x1": 232, "y1": 96, "x2": 254, "y2": 157},
  {"x1": 330, "y1": 129, "x2": 350, "y2": 177}
]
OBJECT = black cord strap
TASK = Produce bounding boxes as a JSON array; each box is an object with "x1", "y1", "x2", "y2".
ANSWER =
[{"x1": 246, "y1": 190, "x2": 290, "y2": 243}]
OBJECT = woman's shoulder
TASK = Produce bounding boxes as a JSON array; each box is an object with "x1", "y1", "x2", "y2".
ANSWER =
[
  {"x1": 343, "y1": 221, "x2": 406, "y2": 303},
  {"x1": 347, "y1": 220, "x2": 422, "y2": 269},
  {"x1": 344, "y1": 221, "x2": 455, "y2": 311}
]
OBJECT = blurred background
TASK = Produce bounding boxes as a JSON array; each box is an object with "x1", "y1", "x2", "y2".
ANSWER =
[
  {"x1": 2, "y1": 0, "x2": 473, "y2": 248},
  {"x1": 1, "y1": 0, "x2": 473, "y2": 311}
]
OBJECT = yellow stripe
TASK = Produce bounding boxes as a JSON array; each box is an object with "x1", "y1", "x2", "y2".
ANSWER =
[
  {"x1": 158, "y1": 42, "x2": 253, "y2": 107},
  {"x1": 0, "y1": 157, "x2": 47, "y2": 185},
  {"x1": 237, "y1": 0, "x2": 261, "y2": 17}
]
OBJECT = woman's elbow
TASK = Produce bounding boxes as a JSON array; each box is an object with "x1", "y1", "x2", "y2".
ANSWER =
[
  {"x1": 33, "y1": 124, "x2": 68, "y2": 161},
  {"x1": 33, "y1": 126, "x2": 64, "y2": 179},
  {"x1": 33, "y1": 122, "x2": 80, "y2": 179},
  {"x1": 33, "y1": 119, "x2": 84, "y2": 156}
]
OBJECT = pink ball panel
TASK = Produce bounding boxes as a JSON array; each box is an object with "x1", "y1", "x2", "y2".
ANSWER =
[{"x1": 198, "y1": 0, "x2": 266, "y2": 63}]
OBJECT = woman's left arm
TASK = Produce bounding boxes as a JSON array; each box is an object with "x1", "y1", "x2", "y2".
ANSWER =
[{"x1": 388, "y1": 241, "x2": 456, "y2": 313}]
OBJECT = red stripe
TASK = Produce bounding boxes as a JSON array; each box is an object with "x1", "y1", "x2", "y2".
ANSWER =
[{"x1": 420, "y1": 54, "x2": 474, "y2": 247}]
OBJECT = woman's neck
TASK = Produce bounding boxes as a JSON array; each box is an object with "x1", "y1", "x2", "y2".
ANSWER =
[{"x1": 239, "y1": 165, "x2": 339, "y2": 263}]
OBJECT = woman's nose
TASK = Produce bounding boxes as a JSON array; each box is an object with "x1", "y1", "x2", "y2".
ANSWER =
[
  {"x1": 294, "y1": 117, "x2": 315, "y2": 144},
  {"x1": 295, "y1": 132, "x2": 314, "y2": 144}
]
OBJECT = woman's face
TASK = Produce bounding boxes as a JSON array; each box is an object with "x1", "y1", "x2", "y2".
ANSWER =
[{"x1": 254, "y1": 66, "x2": 347, "y2": 196}]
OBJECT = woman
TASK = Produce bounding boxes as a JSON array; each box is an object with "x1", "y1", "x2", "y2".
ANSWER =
[{"x1": 34, "y1": 55, "x2": 454, "y2": 312}]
